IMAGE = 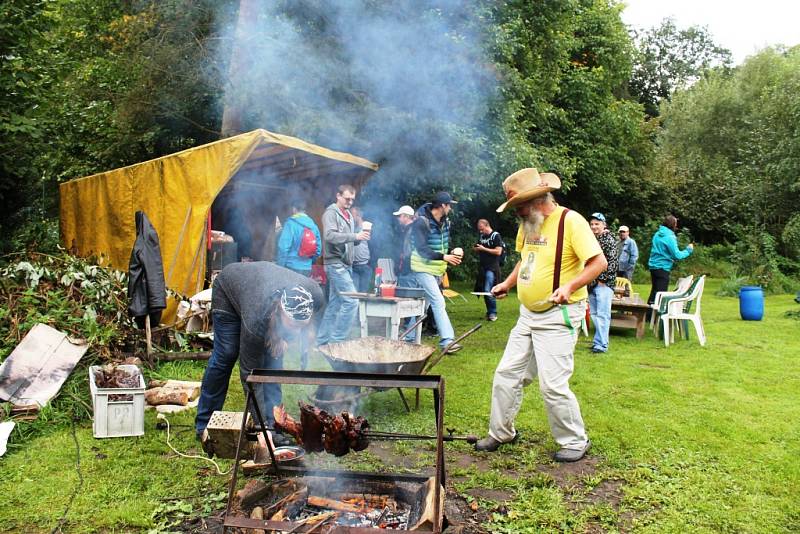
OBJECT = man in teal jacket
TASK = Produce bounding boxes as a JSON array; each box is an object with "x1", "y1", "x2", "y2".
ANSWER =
[
  {"x1": 277, "y1": 199, "x2": 321, "y2": 277},
  {"x1": 647, "y1": 215, "x2": 694, "y2": 305}
]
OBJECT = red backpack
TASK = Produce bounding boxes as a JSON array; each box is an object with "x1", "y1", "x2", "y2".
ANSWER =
[{"x1": 298, "y1": 226, "x2": 318, "y2": 258}]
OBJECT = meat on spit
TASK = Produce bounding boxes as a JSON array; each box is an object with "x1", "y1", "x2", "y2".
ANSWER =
[{"x1": 273, "y1": 401, "x2": 370, "y2": 456}]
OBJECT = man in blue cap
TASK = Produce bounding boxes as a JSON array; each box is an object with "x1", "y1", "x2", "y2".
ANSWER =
[{"x1": 588, "y1": 213, "x2": 617, "y2": 354}]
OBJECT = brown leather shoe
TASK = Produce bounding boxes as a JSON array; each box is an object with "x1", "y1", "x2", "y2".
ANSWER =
[{"x1": 474, "y1": 431, "x2": 519, "y2": 452}]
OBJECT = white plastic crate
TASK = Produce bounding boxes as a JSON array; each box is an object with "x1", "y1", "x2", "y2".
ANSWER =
[{"x1": 89, "y1": 365, "x2": 145, "y2": 438}]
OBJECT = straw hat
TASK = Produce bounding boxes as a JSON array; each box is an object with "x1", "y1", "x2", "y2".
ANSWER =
[{"x1": 496, "y1": 168, "x2": 561, "y2": 213}]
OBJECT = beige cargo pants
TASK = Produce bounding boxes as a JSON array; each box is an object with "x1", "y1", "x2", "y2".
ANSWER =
[{"x1": 488, "y1": 302, "x2": 589, "y2": 449}]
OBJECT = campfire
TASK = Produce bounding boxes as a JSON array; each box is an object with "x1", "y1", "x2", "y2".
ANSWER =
[
  {"x1": 234, "y1": 476, "x2": 438, "y2": 531},
  {"x1": 222, "y1": 369, "x2": 449, "y2": 533}
]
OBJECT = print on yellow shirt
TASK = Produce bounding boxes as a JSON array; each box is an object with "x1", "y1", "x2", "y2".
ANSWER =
[{"x1": 514, "y1": 206, "x2": 602, "y2": 312}]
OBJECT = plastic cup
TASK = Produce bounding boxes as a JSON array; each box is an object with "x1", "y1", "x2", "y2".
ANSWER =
[
  {"x1": 452, "y1": 247, "x2": 463, "y2": 258},
  {"x1": 361, "y1": 221, "x2": 372, "y2": 232}
]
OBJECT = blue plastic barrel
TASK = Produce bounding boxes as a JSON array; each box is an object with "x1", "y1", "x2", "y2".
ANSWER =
[{"x1": 739, "y1": 286, "x2": 764, "y2": 321}]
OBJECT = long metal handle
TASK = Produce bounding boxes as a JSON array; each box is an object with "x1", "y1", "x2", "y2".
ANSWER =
[
  {"x1": 398, "y1": 313, "x2": 427, "y2": 341},
  {"x1": 423, "y1": 322, "x2": 483, "y2": 373},
  {"x1": 368, "y1": 431, "x2": 478, "y2": 444}
]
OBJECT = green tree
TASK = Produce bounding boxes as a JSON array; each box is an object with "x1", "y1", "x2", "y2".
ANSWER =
[
  {"x1": 656, "y1": 46, "x2": 800, "y2": 282},
  {"x1": 628, "y1": 18, "x2": 732, "y2": 117}
]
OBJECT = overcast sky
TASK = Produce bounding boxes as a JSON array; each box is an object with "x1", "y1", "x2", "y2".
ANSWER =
[{"x1": 620, "y1": 0, "x2": 800, "y2": 64}]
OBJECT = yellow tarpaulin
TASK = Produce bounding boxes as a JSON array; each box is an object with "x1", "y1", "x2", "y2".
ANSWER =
[{"x1": 60, "y1": 129, "x2": 378, "y2": 319}]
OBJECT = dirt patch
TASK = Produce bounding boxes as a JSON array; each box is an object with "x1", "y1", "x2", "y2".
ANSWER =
[
  {"x1": 537, "y1": 455, "x2": 601, "y2": 488},
  {"x1": 586, "y1": 479, "x2": 624, "y2": 508},
  {"x1": 368, "y1": 442, "x2": 420, "y2": 471},
  {"x1": 177, "y1": 513, "x2": 225, "y2": 533},
  {"x1": 443, "y1": 489, "x2": 493, "y2": 534},
  {"x1": 448, "y1": 450, "x2": 493, "y2": 473}
]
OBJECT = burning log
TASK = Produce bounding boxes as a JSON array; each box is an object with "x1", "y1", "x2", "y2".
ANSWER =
[
  {"x1": 307, "y1": 496, "x2": 363, "y2": 513},
  {"x1": 236, "y1": 479, "x2": 269, "y2": 508},
  {"x1": 268, "y1": 487, "x2": 308, "y2": 521},
  {"x1": 339, "y1": 494, "x2": 396, "y2": 511}
]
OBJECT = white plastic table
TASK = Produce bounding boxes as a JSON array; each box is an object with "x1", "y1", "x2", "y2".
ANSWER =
[{"x1": 341, "y1": 292, "x2": 426, "y2": 343}]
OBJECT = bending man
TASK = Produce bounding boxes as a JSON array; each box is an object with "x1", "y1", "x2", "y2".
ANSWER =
[{"x1": 195, "y1": 262, "x2": 324, "y2": 443}]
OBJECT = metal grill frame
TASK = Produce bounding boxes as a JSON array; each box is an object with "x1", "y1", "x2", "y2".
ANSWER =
[{"x1": 222, "y1": 369, "x2": 446, "y2": 533}]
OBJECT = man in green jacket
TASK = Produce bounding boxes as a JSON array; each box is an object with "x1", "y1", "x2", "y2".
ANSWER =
[{"x1": 408, "y1": 192, "x2": 463, "y2": 353}]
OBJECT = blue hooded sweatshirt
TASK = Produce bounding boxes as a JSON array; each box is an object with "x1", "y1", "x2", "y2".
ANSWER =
[
  {"x1": 648, "y1": 225, "x2": 692, "y2": 271},
  {"x1": 277, "y1": 213, "x2": 322, "y2": 272}
]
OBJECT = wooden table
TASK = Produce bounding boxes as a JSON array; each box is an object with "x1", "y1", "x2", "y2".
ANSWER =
[
  {"x1": 341, "y1": 292, "x2": 426, "y2": 343},
  {"x1": 610, "y1": 296, "x2": 650, "y2": 339}
]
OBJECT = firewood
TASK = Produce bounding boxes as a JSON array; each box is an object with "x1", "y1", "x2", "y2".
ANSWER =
[
  {"x1": 162, "y1": 380, "x2": 201, "y2": 400},
  {"x1": 144, "y1": 387, "x2": 188, "y2": 406},
  {"x1": 147, "y1": 379, "x2": 167, "y2": 389},
  {"x1": 248, "y1": 506, "x2": 265, "y2": 534},
  {"x1": 266, "y1": 487, "x2": 308, "y2": 520},
  {"x1": 307, "y1": 495, "x2": 363, "y2": 513},
  {"x1": 237, "y1": 479, "x2": 269, "y2": 508}
]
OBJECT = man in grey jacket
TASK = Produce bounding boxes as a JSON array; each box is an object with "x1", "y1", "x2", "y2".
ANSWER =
[
  {"x1": 317, "y1": 184, "x2": 371, "y2": 345},
  {"x1": 616, "y1": 225, "x2": 638, "y2": 281}
]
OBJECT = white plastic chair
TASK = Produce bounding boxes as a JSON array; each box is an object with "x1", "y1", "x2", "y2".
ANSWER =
[
  {"x1": 660, "y1": 275, "x2": 706, "y2": 347},
  {"x1": 650, "y1": 275, "x2": 694, "y2": 332}
]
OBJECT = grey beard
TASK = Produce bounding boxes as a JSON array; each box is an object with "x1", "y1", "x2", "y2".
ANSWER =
[{"x1": 522, "y1": 211, "x2": 545, "y2": 241}]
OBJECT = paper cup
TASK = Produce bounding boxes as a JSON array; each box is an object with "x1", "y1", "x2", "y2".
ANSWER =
[
  {"x1": 452, "y1": 247, "x2": 463, "y2": 258},
  {"x1": 361, "y1": 221, "x2": 372, "y2": 232}
]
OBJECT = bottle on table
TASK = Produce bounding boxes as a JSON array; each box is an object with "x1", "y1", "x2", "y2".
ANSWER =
[{"x1": 373, "y1": 267, "x2": 382, "y2": 296}]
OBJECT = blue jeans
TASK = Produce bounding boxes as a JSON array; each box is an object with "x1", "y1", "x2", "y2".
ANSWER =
[
  {"x1": 397, "y1": 274, "x2": 417, "y2": 342},
  {"x1": 352, "y1": 263, "x2": 373, "y2": 293},
  {"x1": 482, "y1": 269, "x2": 497, "y2": 316},
  {"x1": 407, "y1": 272, "x2": 455, "y2": 348},
  {"x1": 589, "y1": 283, "x2": 614, "y2": 352},
  {"x1": 195, "y1": 310, "x2": 283, "y2": 433},
  {"x1": 317, "y1": 264, "x2": 358, "y2": 345}
]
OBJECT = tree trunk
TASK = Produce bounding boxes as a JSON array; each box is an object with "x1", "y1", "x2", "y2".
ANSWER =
[{"x1": 221, "y1": 0, "x2": 265, "y2": 137}]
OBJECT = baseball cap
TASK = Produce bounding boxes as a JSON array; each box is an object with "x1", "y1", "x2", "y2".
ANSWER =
[
  {"x1": 618, "y1": 225, "x2": 629, "y2": 232},
  {"x1": 590, "y1": 212, "x2": 606, "y2": 223},
  {"x1": 433, "y1": 191, "x2": 458, "y2": 205},
  {"x1": 393, "y1": 205, "x2": 414, "y2": 216}
]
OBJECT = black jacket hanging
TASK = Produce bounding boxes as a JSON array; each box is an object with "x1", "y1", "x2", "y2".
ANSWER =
[{"x1": 127, "y1": 211, "x2": 167, "y2": 328}]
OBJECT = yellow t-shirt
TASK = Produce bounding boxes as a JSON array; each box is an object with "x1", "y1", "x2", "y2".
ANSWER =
[{"x1": 515, "y1": 206, "x2": 602, "y2": 312}]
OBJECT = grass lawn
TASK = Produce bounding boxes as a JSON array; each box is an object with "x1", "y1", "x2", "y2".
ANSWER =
[{"x1": 1, "y1": 278, "x2": 799, "y2": 532}]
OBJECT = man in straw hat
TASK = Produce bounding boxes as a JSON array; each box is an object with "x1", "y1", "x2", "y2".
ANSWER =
[{"x1": 474, "y1": 169, "x2": 607, "y2": 462}]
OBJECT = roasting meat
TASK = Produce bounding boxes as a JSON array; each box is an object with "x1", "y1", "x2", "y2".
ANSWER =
[
  {"x1": 344, "y1": 411, "x2": 370, "y2": 452},
  {"x1": 323, "y1": 414, "x2": 349, "y2": 456},
  {"x1": 273, "y1": 402, "x2": 370, "y2": 456},
  {"x1": 299, "y1": 401, "x2": 327, "y2": 453},
  {"x1": 273, "y1": 404, "x2": 303, "y2": 443}
]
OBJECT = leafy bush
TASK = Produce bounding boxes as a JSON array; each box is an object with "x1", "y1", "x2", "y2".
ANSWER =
[
  {"x1": 677, "y1": 243, "x2": 734, "y2": 279},
  {"x1": 1, "y1": 217, "x2": 60, "y2": 257},
  {"x1": 717, "y1": 274, "x2": 749, "y2": 297},
  {"x1": 0, "y1": 253, "x2": 134, "y2": 355},
  {"x1": 0, "y1": 252, "x2": 140, "y2": 445},
  {"x1": 729, "y1": 228, "x2": 796, "y2": 294},
  {"x1": 781, "y1": 214, "x2": 800, "y2": 260}
]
